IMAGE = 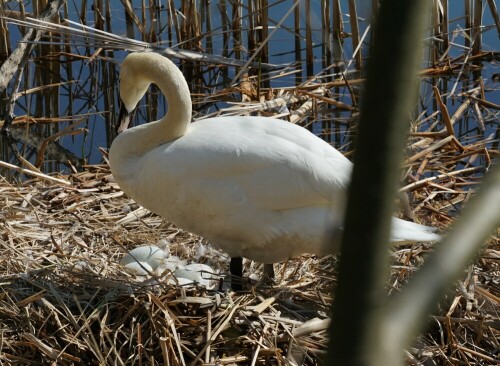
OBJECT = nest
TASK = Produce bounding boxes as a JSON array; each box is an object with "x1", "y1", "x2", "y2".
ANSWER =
[
  {"x1": 0, "y1": 157, "x2": 498, "y2": 365},
  {"x1": 0, "y1": 165, "x2": 336, "y2": 365}
]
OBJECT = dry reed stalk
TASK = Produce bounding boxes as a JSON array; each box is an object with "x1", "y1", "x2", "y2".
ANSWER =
[
  {"x1": 121, "y1": 0, "x2": 144, "y2": 34},
  {"x1": 432, "y1": 0, "x2": 448, "y2": 63},
  {"x1": 465, "y1": 0, "x2": 471, "y2": 47},
  {"x1": 441, "y1": 0, "x2": 449, "y2": 53},
  {"x1": 219, "y1": 0, "x2": 228, "y2": 57},
  {"x1": 332, "y1": 0, "x2": 343, "y2": 69},
  {"x1": 202, "y1": 92, "x2": 308, "y2": 118},
  {"x1": 401, "y1": 167, "x2": 484, "y2": 193},
  {"x1": 1, "y1": 114, "x2": 96, "y2": 127},
  {"x1": 0, "y1": 1, "x2": 11, "y2": 59},
  {"x1": 231, "y1": 0, "x2": 241, "y2": 60},
  {"x1": 433, "y1": 85, "x2": 455, "y2": 136},
  {"x1": 148, "y1": 0, "x2": 157, "y2": 42},
  {"x1": 123, "y1": 0, "x2": 134, "y2": 39},
  {"x1": 190, "y1": 0, "x2": 202, "y2": 49},
  {"x1": 305, "y1": 0, "x2": 313, "y2": 76},
  {"x1": 95, "y1": 0, "x2": 104, "y2": 30},
  {"x1": 321, "y1": 0, "x2": 331, "y2": 70},
  {"x1": 35, "y1": 126, "x2": 87, "y2": 168},
  {"x1": 79, "y1": 0, "x2": 87, "y2": 23},
  {"x1": 0, "y1": 159, "x2": 70, "y2": 184},
  {"x1": 247, "y1": 0, "x2": 256, "y2": 55},
  {"x1": 62, "y1": 3, "x2": 74, "y2": 118},
  {"x1": 258, "y1": 0, "x2": 269, "y2": 65},
  {"x1": 472, "y1": 0, "x2": 482, "y2": 56},
  {"x1": 103, "y1": 50, "x2": 118, "y2": 145},
  {"x1": 104, "y1": 0, "x2": 112, "y2": 32},
  {"x1": 294, "y1": 0, "x2": 302, "y2": 84},
  {"x1": 486, "y1": 0, "x2": 500, "y2": 36},
  {"x1": 204, "y1": 0, "x2": 213, "y2": 53},
  {"x1": 347, "y1": 0, "x2": 362, "y2": 70},
  {"x1": 296, "y1": 88, "x2": 354, "y2": 111},
  {"x1": 140, "y1": 0, "x2": 146, "y2": 40}
]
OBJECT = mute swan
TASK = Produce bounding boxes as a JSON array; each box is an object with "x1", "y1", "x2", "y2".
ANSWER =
[{"x1": 109, "y1": 53, "x2": 440, "y2": 287}]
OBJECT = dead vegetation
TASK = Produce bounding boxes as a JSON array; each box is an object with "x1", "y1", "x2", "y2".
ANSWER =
[
  {"x1": 0, "y1": 0, "x2": 499, "y2": 365},
  {"x1": 0, "y1": 153, "x2": 497, "y2": 364}
]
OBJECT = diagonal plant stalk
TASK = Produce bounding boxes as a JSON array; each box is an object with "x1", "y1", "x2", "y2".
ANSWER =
[
  {"x1": 0, "y1": 0, "x2": 66, "y2": 134},
  {"x1": 378, "y1": 162, "x2": 500, "y2": 364},
  {"x1": 1, "y1": 16, "x2": 286, "y2": 70},
  {"x1": 326, "y1": 0, "x2": 499, "y2": 364},
  {"x1": 326, "y1": 0, "x2": 430, "y2": 364},
  {"x1": 0, "y1": 0, "x2": 66, "y2": 95}
]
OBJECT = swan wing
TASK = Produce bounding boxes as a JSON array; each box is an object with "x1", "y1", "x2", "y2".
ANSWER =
[{"x1": 138, "y1": 117, "x2": 351, "y2": 211}]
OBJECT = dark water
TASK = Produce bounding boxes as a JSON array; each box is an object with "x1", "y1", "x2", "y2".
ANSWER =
[{"x1": 0, "y1": 0, "x2": 498, "y2": 172}]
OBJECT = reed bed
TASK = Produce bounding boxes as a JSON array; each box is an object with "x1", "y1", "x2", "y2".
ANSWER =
[
  {"x1": 0, "y1": 0, "x2": 499, "y2": 365},
  {"x1": 0, "y1": 158, "x2": 498, "y2": 365}
]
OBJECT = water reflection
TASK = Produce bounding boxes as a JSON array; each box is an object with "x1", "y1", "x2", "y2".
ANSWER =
[{"x1": 0, "y1": 0, "x2": 498, "y2": 180}]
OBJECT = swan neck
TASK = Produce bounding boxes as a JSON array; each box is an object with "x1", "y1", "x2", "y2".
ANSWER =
[{"x1": 148, "y1": 58, "x2": 192, "y2": 140}]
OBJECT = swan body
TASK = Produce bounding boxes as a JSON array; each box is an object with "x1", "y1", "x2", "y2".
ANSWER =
[{"x1": 109, "y1": 53, "x2": 440, "y2": 265}]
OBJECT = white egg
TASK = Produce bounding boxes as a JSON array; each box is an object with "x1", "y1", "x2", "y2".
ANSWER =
[
  {"x1": 120, "y1": 245, "x2": 168, "y2": 270},
  {"x1": 122, "y1": 261, "x2": 153, "y2": 275},
  {"x1": 157, "y1": 255, "x2": 186, "y2": 273},
  {"x1": 174, "y1": 263, "x2": 215, "y2": 288}
]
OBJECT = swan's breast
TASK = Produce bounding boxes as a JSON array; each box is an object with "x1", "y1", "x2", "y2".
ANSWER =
[{"x1": 111, "y1": 116, "x2": 350, "y2": 262}]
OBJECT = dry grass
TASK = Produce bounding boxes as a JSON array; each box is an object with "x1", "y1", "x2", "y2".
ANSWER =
[
  {"x1": 0, "y1": 148, "x2": 498, "y2": 365},
  {"x1": 0, "y1": 165, "x2": 338, "y2": 365}
]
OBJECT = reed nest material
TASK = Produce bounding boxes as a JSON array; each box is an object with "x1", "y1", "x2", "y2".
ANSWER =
[{"x1": 0, "y1": 160, "x2": 498, "y2": 365}]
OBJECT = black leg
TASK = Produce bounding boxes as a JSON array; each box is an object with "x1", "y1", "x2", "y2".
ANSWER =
[
  {"x1": 263, "y1": 263, "x2": 275, "y2": 283},
  {"x1": 230, "y1": 257, "x2": 243, "y2": 291}
]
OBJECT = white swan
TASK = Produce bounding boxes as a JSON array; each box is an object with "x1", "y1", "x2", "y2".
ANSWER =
[{"x1": 109, "y1": 53, "x2": 440, "y2": 282}]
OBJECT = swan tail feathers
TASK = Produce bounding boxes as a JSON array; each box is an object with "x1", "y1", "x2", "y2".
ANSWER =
[{"x1": 390, "y1": 217, "x2": 441, "y2": 243}]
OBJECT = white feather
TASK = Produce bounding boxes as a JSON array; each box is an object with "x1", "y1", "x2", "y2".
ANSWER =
[{"x1": 110, "y1": 53, "x2": 440, "y2": 265}]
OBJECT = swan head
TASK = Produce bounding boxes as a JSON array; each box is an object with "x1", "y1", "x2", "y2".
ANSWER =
[
  {"x1": 117, "y1": 54, "x2": 152, "y2": 133},
  {"x1": 115, "y1": 52, "x2": 192, "y2": 136},
  {"x1": 119, "y1": 54, "x2": 152, "y2": 112}
]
